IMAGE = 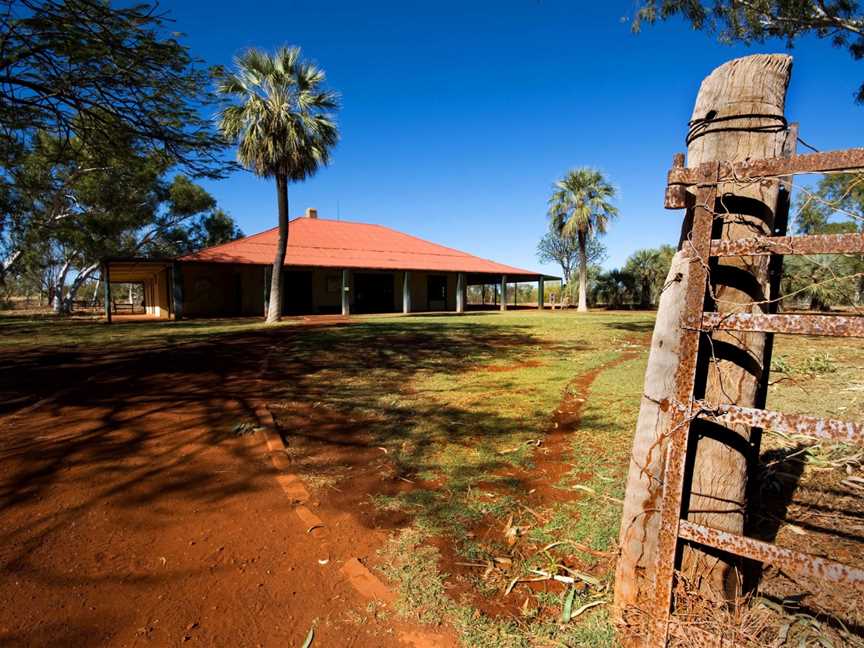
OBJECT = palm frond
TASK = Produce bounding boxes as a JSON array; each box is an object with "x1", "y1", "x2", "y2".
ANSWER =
[
  {"x1": 217, "y1": 46, "x2": 339, "y2": 180},
  {"x1": 547, "y1": 167, "x2": 618, "y2": 240}
]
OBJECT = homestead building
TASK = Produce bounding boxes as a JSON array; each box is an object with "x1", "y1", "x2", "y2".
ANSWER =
[{"x1": 102, "y1": 209, "x2": 555, "y2": 321}]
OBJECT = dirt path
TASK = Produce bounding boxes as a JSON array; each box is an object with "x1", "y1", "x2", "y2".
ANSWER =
[
  {"x1": 514, "y1": 341, "x2": 645, "y2": 503},
  {"x1": 429, "y1": 342, "x2": 646, "y2": 618},
  {"x1": 0, "y1": 330, "x2": 448, "y2": 648}
]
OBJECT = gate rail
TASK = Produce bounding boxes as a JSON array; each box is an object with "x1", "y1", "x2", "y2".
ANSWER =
[{"x1": 648, "y1": 147, "x2": 864, "y2": 646}]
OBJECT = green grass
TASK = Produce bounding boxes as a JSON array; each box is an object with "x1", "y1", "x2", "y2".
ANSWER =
[
  {"x1": 0, "y1": 311, "x2": 284, "y2": 351},
  {"x1": 768, "y1": 334, "x2": 864, "y2": 421},
  {"x1": 6, "y1": 310, "x2": 857, "y2": 646},
  {"x1": 257, "y1": 310, "x2": 653, "y2": 647}
]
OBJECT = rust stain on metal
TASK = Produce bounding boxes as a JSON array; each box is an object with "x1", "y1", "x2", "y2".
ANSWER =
[
  {"x1": 679, "y1": 521, "x2": 864, "y2": 592},
  {"x1": 665, "y1": 153, "x2": 689, "y2": 210},
  {"x1": 667, "y1": 147, "x2": 864, "y2": 186},
  {"x1": 647, "y1": 143, "x2": 864, "y2": 648},
  {"x1": 697, "y1": 312, "x2": 864, "y2": 338},
  {"x1": 647, "y1": 184, "x2": 718, "y2": 647},
  {"x1": 710, "y1": 233, "x2": 864, "y2": 257},
  {"x1": 695, "y1": 402, "x2": 864, "y2": 446}
]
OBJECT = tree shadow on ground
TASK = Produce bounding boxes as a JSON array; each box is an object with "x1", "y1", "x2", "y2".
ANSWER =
[
  {"x1": 0, "y1": 317, "x2": 560, "y2": 576},
  {"x1": 602, "y1": 320, "x2": 655, "y2": 333},
  {"x1": 261, "y1": 321, "x2": 572, "y2": 529}
]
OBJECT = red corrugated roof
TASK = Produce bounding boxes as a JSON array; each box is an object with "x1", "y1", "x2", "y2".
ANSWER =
[{"x1": 180, "y1": 216, "x2": 544, "y2": 278}]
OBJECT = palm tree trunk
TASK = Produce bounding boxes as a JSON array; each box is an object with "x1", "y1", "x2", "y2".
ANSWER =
[
  {"x1": 577, "y1": 230, "x2": 588, "y2": 312},
  {"x1": 266, "y1": 174, "x2": 289, "y2": 323}
]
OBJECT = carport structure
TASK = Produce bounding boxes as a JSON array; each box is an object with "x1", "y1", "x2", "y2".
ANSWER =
[{"x1": 100, "y1": 258, "x2": 175, "y2": 323}]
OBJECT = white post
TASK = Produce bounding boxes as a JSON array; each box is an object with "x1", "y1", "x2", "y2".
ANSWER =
[
  {"x1": 456, "y1": 272, "x2": 465, "y2": 313},
  {"x1": 538, "y1": 277, "x2": 544, "y2": 310},
  {"x1": 341, "y1": 269, "x2": 350, "y2": 316},
  {"x1": 403, "y1": 270, "x2": 411, "y2": 314},
  {"x1": 500, "y1": 274, "x2": 507, "y2": 311}
]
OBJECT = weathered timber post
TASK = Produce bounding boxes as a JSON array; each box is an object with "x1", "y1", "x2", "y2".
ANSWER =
[
  {"x1": 614, "y1": 54, "x2": 793, "y2": 619},
  {"x1": 456, "y1": 272, "x2": 465, "y2": 313},
  {"x1": 500, "y1": 275, "x2": 507, "y2": 311},
  {"x1": 341, "y1": 269, "x2": 350, "y2": 316},
  {"x1": 538, "y1": 277, "x2": 544, "y2": 309},
  {"x1": 403, "y1": 271, "x2": 412, "y2": 314},
  {"x1": 103, "y1": 262, "x2": 112, "y2": 324}
]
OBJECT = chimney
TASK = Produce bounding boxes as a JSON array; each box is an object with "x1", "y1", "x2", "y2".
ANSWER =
[{"x1": 305, "y1": 207, "x2": 318, "y2": 219}]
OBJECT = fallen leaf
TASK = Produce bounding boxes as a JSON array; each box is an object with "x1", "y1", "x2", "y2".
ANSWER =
[
  {"x1": 568, "y1": 599, "x2": 603, "y2": 620},
  {"x1": 301, "y1": 626, "x2": 315, "y2": 648},
  {"x1": 561, "y1": 586, "x2": 576, "y2": 622}
]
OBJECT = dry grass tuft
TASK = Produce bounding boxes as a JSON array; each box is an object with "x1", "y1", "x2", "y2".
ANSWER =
[{"x1": 618, "y1": 572, "x2": 864, "y2": 648}]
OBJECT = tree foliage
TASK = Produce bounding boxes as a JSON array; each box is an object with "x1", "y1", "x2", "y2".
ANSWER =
[
  {"x1": 536, "y1": 230, "x2": 606, "y2": 285},
  {"x1": 591, "y1": 269, "x2": 638, "y2": 308},
  {"x1": 4, "y1": 123, "x2": 237, "y2": 312},
  {"x1": 218, "y1": 47, "x2": 339, "y2": 181},
  {"x1": 632, "y1": 1, "x2": 864, "y2": 102},
  {"x1": 589, "y1": 244, "x2": 676, "y2": 309},
  {"x1": 783, "y1": 173, "x2": 864, "y2": 309},
  {"x1": 0, "y1": 0, "x2": 233, "y2": 291},
  {"x1": 623, "y1": 245, "x2": 676, "y2": 306},
  {"x1": 548, "y1": 168, "x2": 618, "y2": 241},
  {"x1": 0, "y1": 0, "x2": 226, "y2": 175}
]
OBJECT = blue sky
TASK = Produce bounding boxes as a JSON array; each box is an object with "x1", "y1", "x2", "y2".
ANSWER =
[{"x1": 162, "y1": 0, "x2": 862, "y2": 275}]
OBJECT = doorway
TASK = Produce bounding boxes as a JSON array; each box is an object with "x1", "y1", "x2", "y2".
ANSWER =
[
  {"x1": 354, "y1": 273, "x2": 395, "y2": 313},
  {"x1": 427, "y1": 275, "x2": 447, "y2": 310},
  {"x1": 282, "y1": 270, "x2": 314, "y2": 315}
]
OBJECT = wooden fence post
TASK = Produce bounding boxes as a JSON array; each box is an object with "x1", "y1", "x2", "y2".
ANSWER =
[{"x1": 615, "y1": 54, "x2": 794, "y2": 620}]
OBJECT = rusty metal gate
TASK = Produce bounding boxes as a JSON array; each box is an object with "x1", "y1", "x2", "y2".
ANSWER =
[{"x1": 647, "y1": 147, "x2": 864, "y2": 646}]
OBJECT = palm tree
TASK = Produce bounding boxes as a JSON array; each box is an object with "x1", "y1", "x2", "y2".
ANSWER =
[
  {"x1": 218, "y1": 47, "x2": 338, "y2": 323},
  {"x1": 548, "y1": 168, "x2": 618, "y2": 312},
  {"x1": 624, "y1": 248, "x2": 662, "y2": 308}
]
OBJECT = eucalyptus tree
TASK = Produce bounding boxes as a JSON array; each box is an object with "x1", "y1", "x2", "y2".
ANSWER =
[
  {"x1": 6, "y1": 121, "x2": 227, "y2": 314},
  {"x1": 0, "y1": 0, "x2": 225, "y2": 170},
  {"x1": 632, "y1": 0, "x2": 864, "y2": 102},
  {"x1": 218, "y1": 47, "x2": 338, "y2": 323},
  {"x1": 0, "y1": 0, "x2": 227, "y2": 286},
  {"x1": 547, "y1": 168, "x2": 618, "y2": 311}
]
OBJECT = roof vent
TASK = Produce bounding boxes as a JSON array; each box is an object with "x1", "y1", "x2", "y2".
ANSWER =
[{"x1": 305, "y1": 207, "x2": 318, "y2": 219}]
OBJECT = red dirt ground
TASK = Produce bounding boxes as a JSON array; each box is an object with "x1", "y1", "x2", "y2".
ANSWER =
[
  {"x1": 265, "y1": 336, "x2": 646, "y2": 623},
  {"x1": 0, "y1": 328, "x2": 453, "y2": 648}
]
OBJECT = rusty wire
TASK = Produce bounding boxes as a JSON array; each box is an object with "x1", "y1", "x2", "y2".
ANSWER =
[{"x1": 642, "y1": 148, "x2": 864, "y2": 647}]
